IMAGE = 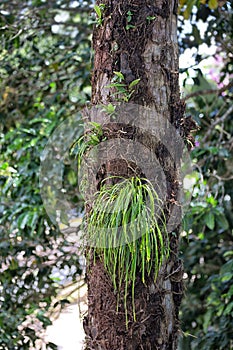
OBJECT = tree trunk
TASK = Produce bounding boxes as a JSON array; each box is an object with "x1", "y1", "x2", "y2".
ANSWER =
[{"x1": 83, "y1": 0, "x2": 185, "y2": 349}]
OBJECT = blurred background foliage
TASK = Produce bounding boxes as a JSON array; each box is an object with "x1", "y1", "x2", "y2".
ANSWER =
[
  {"x1": 0, "y1": 1, "x2": 92, "y2": 349},
  {"x1": 0, "y1": 0, "x2": 232, "y2": 349},
  {"x1": 178, "y1": 1, "x2": 233, "y2": 349}
]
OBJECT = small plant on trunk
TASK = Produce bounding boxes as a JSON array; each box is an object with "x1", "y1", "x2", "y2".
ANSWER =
[{"x1": 86, "y1": 174, "x2": 169, "y2": 325}]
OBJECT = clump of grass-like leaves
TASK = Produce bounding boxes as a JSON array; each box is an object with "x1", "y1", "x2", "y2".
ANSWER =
[{"x1": 86, "y1": 177, "x2": 169, "y2": 323}]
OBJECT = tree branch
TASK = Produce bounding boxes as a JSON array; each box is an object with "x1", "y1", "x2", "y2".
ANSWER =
[
  {"x1": 182, "y1": 80, "x2": 233, "y2": 101},
  {"x1": 209, "y1": 172, "x2": 233, "y2": 182},
  {"x1": 202, "y1": 104, "x2": 233, "y2": 143}
]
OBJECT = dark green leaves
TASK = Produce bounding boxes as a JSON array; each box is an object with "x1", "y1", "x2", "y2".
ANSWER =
[
  {"x1": 204, "y1": 211, "x2": 215, "y2": 230},
  {"x1": 0, "y1": 1, "x2": 91, "y2": 348}
]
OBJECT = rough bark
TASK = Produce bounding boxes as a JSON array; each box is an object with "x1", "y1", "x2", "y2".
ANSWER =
[{"x1": 83, "y1": 1, "x2": 185, "y2": 349}]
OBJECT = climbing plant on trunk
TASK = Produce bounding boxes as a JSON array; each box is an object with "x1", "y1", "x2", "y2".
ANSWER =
[{"x1": 83, "y1": 0, "x2": 192, "y2": 349}]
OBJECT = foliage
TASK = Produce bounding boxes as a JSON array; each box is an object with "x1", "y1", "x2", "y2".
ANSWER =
[
  {"x1": 106, "y1": 71, "x2": 140, "y2": 102},
  {"x1": 178, "y1": 2, "x2": 233, "y2": 348},
  {"x1": 71, "y1": 121, "x2": 106, "y2": 166},
  {"x1": 0, "y1": 1, "x2": 92, "y2": 348},
  {"x1": 94, "y1": 4, "x2": 106, "y2": 27},
  {"x1": 73, "y1": 121, "x2": 168, "y2": 325},
  {"x1": 179, "y1": 82, "x2": 233, "y2": 348},
  {"x1": 86, "y1": 177, "x2": 169, "y2": 324}
]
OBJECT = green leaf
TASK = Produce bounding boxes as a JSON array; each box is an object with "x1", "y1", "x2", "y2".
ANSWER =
[
  {"x1": 106, "y1": 103, "x2": 116, "y2": 113},
  {"x1": 47, "y1": 342, "x2": 58, "y2": 350},
  {"x1": 205, "y1": 211, "x2": 215, "y2": 230},
  {"x1": 36, "y1": 312, "x2": 52, "y2": 327},
  {"x1": 126, "y1": 24, "x2": 135, "y2": 30},
  {"x1": 17, "y1": 212, "x2": 30, "y2": 229},
  {"x1": 221, "y1": 272, "x2": 233, "y2": 283},
  {"x1": 106, "y1": 83, "x2": 126, "y2": 88},
  {"x1": 113, "y1": 71, "x2": 125, "y2": 80},
  {"x1": 9, "y1": 259, "x2": 18, "y2": 270},
  {"x1": 90, "y1": 135, "x2": 100, "y2": 143},
  {"x1": 183, "y1": 0, "x2": 196, "y2": 19},
  {"x1": 220, "y1": 260, "x2": 233, "y2": 275},
  {"x1": 227, "y1": 285, "x2": 233, "y2": 297},
  {"x1": 146, "y1": 16, "x2": 156, "y2": 21},
  {"x1": 129, "y1": 79, "x2": 140, "y2": 90},
  {"x1": 208, "y1": 0, "x2": 218, "y2": 9},
  {"x1": 89, "y1": 121, "x2": 101, "y2": 129},
  {"x1": 0, "y1": 162, "x2": 9, "y2": 170},
  {"x1": 67, "y1": 169, "x2": 77, "y2": 185},
  {"x1": 127, "y1": 10, "x2": 133, "y2": 22},
  {"x1": 203, "y1": 309, "x2": 212, "y2": 333},
  {"x1": 94, "y1": 5, "x2": 102, "y2": 19},
  {"x1": 27, "y1": 211, "x2": 39, "y2": 229},
  {"x1": 224, "y1": 251, "x2": 233, "y2": 258},
  {"x1": 223, "y1": 302, "x2": 233, "y2": 316},
  {"x1": 217, "y1": 304, "x2": 225, "y2": 317},
  {"x1": 206, "y1": 195, "x2": 217, "y2": 206},
  {"x1": 216, "y1": 214, "x2": 229, "y2": 231}
]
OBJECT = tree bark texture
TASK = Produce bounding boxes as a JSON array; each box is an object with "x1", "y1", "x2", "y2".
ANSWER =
[{"x1": 84, "y1": 1, "x2": 186, "y2": 349}]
